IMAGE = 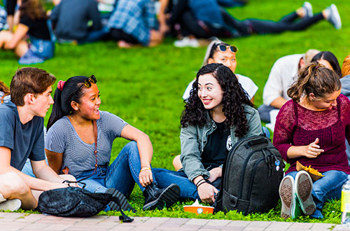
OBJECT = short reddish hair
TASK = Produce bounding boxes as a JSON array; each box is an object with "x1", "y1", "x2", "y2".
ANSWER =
[{"x1": 342, "y1": 55, "x2": 350, "y2": 77}]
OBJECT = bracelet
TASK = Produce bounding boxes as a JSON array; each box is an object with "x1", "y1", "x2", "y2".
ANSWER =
[
  {"x1": 195, "y1": 179, "x2": 206, "y2": 188},
  {"x1": 140, "y1": 167, "x2": 152, "y2": 173},
  {"x1": 196, "y1": 181, "x2": 207, "y2": 188}
]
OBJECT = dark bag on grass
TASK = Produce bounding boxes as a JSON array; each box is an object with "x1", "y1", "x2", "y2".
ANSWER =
[
  {"x1": 37, "y1": 187, "x2": 133, "y2": 221},
  {"x1": 214, "y1": 135, "x2": 284, "y2": 215}
]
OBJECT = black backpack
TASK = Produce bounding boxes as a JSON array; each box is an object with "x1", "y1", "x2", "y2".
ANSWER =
[
  {"x1": 37, "y1": 187, "x2": 133, "y2": 221},
  {"x1": 214, "y1": 135, "x2": 284, "y2": 215}
]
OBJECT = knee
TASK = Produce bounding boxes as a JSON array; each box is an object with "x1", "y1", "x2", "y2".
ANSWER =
[
  {"x1": 0, "y1": 172, "x2": 30, "y2": 198},
  {"x1": 125, "y1": 141, "x2": 139, "y2": 154}
]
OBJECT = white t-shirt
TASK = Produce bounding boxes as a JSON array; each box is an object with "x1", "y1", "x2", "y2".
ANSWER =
[
  {"x1": 182, "y1": 74, "x2": 258, "y2": 101},
  {"x1": 262, "y1": 54, "x2": 302, "y2": 106}
]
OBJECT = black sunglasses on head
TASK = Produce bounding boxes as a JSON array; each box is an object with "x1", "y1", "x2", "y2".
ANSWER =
[{"x1": 216, "y1": 44, "x2": 237, "y2": 53}]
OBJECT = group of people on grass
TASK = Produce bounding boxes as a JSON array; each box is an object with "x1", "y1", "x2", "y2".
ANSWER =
[
  {"x1": 1, "y1": 38, "x2": 350, "y2": 221},
  {"x1": 0, "y1": 0, "x2": 343, "y2": 64}
]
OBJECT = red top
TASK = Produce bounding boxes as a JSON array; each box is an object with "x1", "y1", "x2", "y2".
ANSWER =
[{"x1": 273, "y1": 94, "x2": 350, "y2": 174}]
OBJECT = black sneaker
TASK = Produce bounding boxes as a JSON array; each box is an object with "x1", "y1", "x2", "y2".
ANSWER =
[
  {"x1": 105, "y1": 188, "x2": 136, "y2": 213},
  {"x1": 143, "y1": 183, "x2": 180, "y2": 210}
]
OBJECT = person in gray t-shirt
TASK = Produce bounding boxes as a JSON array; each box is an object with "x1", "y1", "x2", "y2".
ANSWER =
[{"x1": 45, "y1": 75, "x2": 180, "y2": 211}]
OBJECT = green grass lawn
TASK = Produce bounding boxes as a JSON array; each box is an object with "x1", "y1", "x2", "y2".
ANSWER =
[{"x1": 1, "y1": 0, "x2": 350, "y2": 224}]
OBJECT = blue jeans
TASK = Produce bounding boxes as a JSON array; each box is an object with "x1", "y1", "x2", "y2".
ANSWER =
[
  {"x1": 77, "y1": 27, "x2": 109, "y2": 44},
  {"x1": 76, "y1": 141, "x2": 145, "y2": 197},
  {"x1": 287, "y1": 170, "x2": 348, "y2": 210},
  {"x1": 153, "y1": 168, "x2": 200, "y2": 200}
]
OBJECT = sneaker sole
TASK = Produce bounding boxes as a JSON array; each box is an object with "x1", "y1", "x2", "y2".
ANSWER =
[
  {"x1": 143, "y1": 184, "x2": 180, "y2": 210},
  {"x1": 295, "y1": 171, "x2": 316, "y2": 216},
  {"x1": 106, "y1": 189, "x2": 136, "y2": 213},
  {"x1": 330, "y1": 4, "x2": 341, "y2": 29},
  {"x1": 0, "y1": 199, "x2": 21, "y2": 211},
  {"x1": 279, "y1": 176, "x2": 294, "y2": 219}
]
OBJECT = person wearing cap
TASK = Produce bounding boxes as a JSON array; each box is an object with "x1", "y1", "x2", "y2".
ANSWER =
[{"x1": 258, "y1": 49, "x2": 319, "y2": 123}]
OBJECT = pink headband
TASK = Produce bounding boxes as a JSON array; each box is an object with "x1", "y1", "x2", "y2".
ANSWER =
[{"x1": 57, "y1": 80, "x2": 66, "y2": 91}]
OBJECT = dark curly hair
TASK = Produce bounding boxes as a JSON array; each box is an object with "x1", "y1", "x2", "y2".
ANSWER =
[{"x1": 181, "y1": 63, "x2": 253, "y2": 138}]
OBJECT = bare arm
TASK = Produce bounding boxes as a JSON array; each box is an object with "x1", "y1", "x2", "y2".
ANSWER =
[
  {"x1": 286, "y1": 138, "x2": 324, "y2": 159},
  {"x1": 4, "y1": 23, "x2": 28, "y2": 49},
  {"x1": 46, "y1": 149, "x2": 63, "y2": 174},
  {"x1": 0, "y1": 147, "x2": 68, "y2": 191},
  {"x1": 270, "y1": 96, "x2": 288, "y2": 109},
  {"x1": 120, "y1": 124, "x2": 153, "y2": 187}
]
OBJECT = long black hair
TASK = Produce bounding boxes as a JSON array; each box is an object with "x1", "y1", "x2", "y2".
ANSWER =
[
  {"x1": 181, "y1": 63, "x2": 253, "y2": 138},
  {"x1": 311, "y1": 51, "x2": 341, "y2": 77},
  {"x1": 47, "y1": 76, "x2": 91, "y2": 130}
]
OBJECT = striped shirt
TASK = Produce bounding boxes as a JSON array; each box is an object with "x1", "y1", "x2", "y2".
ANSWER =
[{"x1": 45, "y1": 111, "x2": 128, "y2": 177}]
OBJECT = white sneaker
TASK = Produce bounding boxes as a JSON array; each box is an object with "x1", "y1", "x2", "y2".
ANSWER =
[
  {"x1": 302, "y1": 2, "x2": 313, "y2": 18},
  {"x1": 327, "y1": 4, "x2": 341, "y2": 29},
  {"x1": 0, "y1": 199, "x2": 21, "y2": 211},
  {"x1": 174, "y1": 37, "x2": 199, "y2": 48}
]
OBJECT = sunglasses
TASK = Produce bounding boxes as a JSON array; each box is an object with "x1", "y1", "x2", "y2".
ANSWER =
[
  {"x1": 216, "y1": 44, "x2": 237, "y2": 53},
  {"x1": 82, "y1": 75, "x2": 97, "y2": 88}
]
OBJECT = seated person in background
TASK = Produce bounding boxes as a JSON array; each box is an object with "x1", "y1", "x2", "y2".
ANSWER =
[
  {"x1": 340, "y1": 55, "x2": 350, "y2": 165},
  {"x1": 50, "y1": 0, "x2": 107, "y2": 44},
  {"x1": 0, "y1": 0, "x2": 55, "y2": 65},
  {"x1": 107, "y1": 0, "x2": 163, "y2": 48},
  {"x1": 45, "y1": 75, "x2": 180, "y2": 211},
  {"x1": 258, "y1": 49, "x2": 319, "y2": 123},
  {"x1": 0, "y1": 67, "x2": 75, "y2": 211},
  {"x1": 274, "y1": 63, "x2": 350, "y2": 219},
  {"x1": 153, "y1": 64, "x2": 262, "y2": 204},
  {"x1": 183, "y1": 40, "x2": 258, "y2": 103},
  {"x1": 311, "y1": 51, "x2": 342, "y2": 77}
]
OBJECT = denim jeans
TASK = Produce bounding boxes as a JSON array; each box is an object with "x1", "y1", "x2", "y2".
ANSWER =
[
  {"x1": 30, "y1": 36, "x2": 55, "y2": 59},
  {"x1": 76, "y1": 141, "x2": 145, "y2": 197},
  {"x1": 257, "y1": 104, "x2": 278, "y2": 123},
  {"x1": 287, "y1": 170, "x2": 348, "y2": 210},
  {"x1": 77, "y1": 27, "x2": 109, "y2": 44},
  {"x1": 153, "y1": 168, "x2": 199, "y2": 200}
]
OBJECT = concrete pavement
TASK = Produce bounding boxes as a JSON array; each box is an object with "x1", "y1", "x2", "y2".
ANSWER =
[{"x1": 0, "y1": 212, "x2": 345, "y2": 231}]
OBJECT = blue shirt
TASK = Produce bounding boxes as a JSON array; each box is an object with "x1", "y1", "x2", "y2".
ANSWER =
[
  {"x1": 107, "y1": 0, "x2": 157, "y2": 46},
  {"x1": 50, "y1": 0, "x2": 102, "y2": 40},
  {"x1": 0, "y1": 101, "x2": 45, "y2": 170},
  {"x1": 189, "y1": 0, "x2": 224, "y2": 28},
  {"x1": 45, "y1": 111, "x2": 128, "y2": 177}
]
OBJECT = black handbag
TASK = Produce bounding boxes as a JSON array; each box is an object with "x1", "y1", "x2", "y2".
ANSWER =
[{"x1": 37, "y1": 187, "x2": 133, "y2": 221}]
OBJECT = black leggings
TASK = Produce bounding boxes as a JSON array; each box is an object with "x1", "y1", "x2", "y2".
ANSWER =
[
  {"x1": 223, "y1": 11, "x2": 325, "y2": 35},
  {"x1": 180, "y1": 11, "x2": 225, "y2": 38},
  {"x1": 109, "y1": 28, "x2": 139, "y2": 44}
]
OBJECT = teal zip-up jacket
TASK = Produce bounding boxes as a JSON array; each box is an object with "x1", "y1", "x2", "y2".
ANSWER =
[{"x1": 179, "y1": 104, "x2": 263, "y2": 182}]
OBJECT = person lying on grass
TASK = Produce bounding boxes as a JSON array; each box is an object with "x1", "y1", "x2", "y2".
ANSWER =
[
  {"x1": 45, "y1": 75, "x2": 180, "y2": 211},
  {"x1": 0, "y1": 68, "x2": 75, "y2": 212},
  {"x1": 152, "y1": 63, "x2": 262, "y2": 204},
  {"x1": 274, "y1": 63, "x2": 350, "y2": 219}
]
